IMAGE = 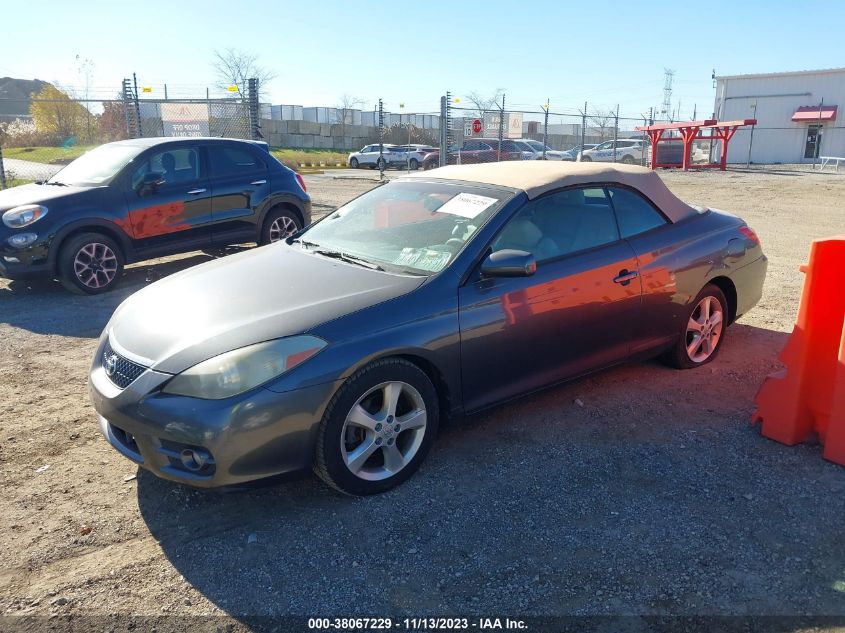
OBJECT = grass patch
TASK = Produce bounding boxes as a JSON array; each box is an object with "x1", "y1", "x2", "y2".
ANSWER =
[
  {"x1": 270, "y1": 148, "x2": 349, "y2": 170},
  {"x1": 3, "y1": 145, "x2": 95, "y2": 165},
  {"x1": 1, "y1": 178, "x2": 32, "y2": 189}
]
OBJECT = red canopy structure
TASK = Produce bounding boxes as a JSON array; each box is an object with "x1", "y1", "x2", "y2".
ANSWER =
[{"x1": 635, "y1": 119, "x2": 757, "y2": 171}]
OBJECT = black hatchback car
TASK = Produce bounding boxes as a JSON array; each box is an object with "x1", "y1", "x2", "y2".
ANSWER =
[{"x1": 0, "y1": 138, "x2": 311, "y2": 293}]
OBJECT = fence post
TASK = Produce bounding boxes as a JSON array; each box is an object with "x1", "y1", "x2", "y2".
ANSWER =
[
  {"x1": 813, "y1": 98, "x2": 823, "y2": 170},
  {"x1": 542, "y1": 100, "x2": 549, "y2": 160},
  {"x1": 378, "y1": 98, "x2": 385, "y2": 177},
  {"x1": 580, "y1": 101, "x2": 587, "y2": 158},
  {"x1": 0, "y1": 143, "x2": 7, "y2": 189},
  {"x1": 132, "y1": 73, "x2": 142, "y2": 137},
  {"x1": 248, "y1": 77, "x2": 261, "y2": 140},
  {"x1": 497, "y1": 93, "x2": 505, "y2": 162},
  {"x1": 613, "y1": 104, "x2": 619, "y2": 163}
]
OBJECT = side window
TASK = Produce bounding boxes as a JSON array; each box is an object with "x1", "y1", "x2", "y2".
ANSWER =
[
  {"x1": 208, "y1": 146, "x2": 266, "y2": 178},
  {"x1": 492, "y1": 187, "x2": 620, "y2": 263},
  {"x1": 595, "y1": 141, "x2": 612, "y2": 151},
  {"x1": 130, "y1": 146, "x2": 201, "y2": 189},
  {"x1": 607, "y1": 187, "x2": 667, "y2": 238}
]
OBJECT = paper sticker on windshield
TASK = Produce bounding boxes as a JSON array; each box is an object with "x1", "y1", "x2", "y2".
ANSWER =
[{"x1": 436, "y1": 193, "x2": 498, "y2": 219}]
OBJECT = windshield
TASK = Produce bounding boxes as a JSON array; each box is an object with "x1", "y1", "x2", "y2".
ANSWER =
[
  {"x1": 297, "y1": 180, "x2": 511, "y2": 275},
  {"x1": 48, "y1": 144, "x2": 145, "y2": 186},
  {"x1": 526, "y1": 140, "x2": 547, "y2": 151}
]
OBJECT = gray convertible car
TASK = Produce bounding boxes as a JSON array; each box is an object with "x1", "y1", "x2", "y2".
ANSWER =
[{"x1": 89, "y1": 162, "x2": 767, "y2": 495}]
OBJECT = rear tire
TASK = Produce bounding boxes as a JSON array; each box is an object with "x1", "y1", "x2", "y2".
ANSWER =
[
  {"x1": 314, "y1": 358, "x2": 439, "y2": 496},
  {"x1": 260, "y1": 207, "x2": 302, "y2": 245},
  {"x1": 661, "y1": 283, "x2": 728, "y2": 369},
  {"x1": 58, "y1": 232, "x2": 124, "y2": 295}
]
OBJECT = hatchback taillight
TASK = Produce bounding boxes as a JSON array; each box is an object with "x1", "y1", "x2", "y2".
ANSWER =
[
  {"x1": 739, "y1": 225, "x2": 760, "y2": 245},
  {"x1": 294, "y1": 172, "x2": 307, "y2": 193}
]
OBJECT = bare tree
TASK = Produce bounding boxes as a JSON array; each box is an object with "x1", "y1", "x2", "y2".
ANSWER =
[
  {"x1": 336, "y1": 94, "x2": 363, "y2": 138},
  {"x1": 212, "y1": 48, "x2": 277, "y2": 100},
  {"x1": 465, "y1": 89, "x2": 505, "y2": 116},
  {"x1": 588, "y1": 107, "x2": 615, "y2": 141}
]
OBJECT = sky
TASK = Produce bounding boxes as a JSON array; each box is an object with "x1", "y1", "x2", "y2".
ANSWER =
[{"x1": 2, "y1": 0, "x2": 844, "y2": 123}]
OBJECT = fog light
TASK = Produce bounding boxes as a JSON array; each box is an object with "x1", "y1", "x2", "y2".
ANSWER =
[
  {"x1": 7, "y1": 232, "x2": 37, "y2": 248},
  {"x1": 179, "y1": 447, "x2": 212, "y2": 472},
  {"x1": 3, "y1": 256, "x2": 20, "y2": 263}
]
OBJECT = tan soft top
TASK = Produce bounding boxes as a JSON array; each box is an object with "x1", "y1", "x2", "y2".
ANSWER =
[{"x1": 404, "y1": 161, "x2": 696, "y2": 223}]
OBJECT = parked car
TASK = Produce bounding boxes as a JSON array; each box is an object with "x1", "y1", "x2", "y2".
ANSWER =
[
  {"x1": 91, "y1": 162, "x2": 767, "y2": 495},
  {"x1": 523, "y1": 140, "x2": 574, "y2": 161},
  {"x1": 562, "y1": 144, "x2": 597, "y2": 160},
  {"x1": 422, "y1": 138, "x2": 522, "y2": 169},
  {"x1": 347, "y1": 144, "x2": 404, "y2": 170},
  {"x1": 579, "y1": 139, "x2": 647, "y2": 164},
  {"x1": 395, "y1": 144, "x2": 438, "y2": 170},
  {"x1": 0, "y1": 138, "x2": 311, "y2": 294}
]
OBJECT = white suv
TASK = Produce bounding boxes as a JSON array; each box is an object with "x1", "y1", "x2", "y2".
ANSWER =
[
  {"x1": 578, "y1": 139, "x2": 646, "y2": 164},
  {"x1": 348, "y1": 144, "x2": 403, "y2": 169}
]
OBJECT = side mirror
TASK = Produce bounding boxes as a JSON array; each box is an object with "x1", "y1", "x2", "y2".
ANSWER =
[
  {"x1": 138, "y1": 171, "x2": 165, "y2": 194},
  {"x1": 481, "y1": 249, "x2": 537, "y2": 278}
]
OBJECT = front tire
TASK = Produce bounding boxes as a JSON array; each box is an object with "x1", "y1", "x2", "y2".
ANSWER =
[
  {"x1": 409, "y1": 158, "x2": 419, "y2": 170},
  {"x1": 58, "y1": 232, "x2": 124, "y2": 295},
  {"x1": 349, "y1": 158, "x2": 359, "y2": 169},
  {"x1": 579, "y1": 155, "x2": 592, "y2": 162},
  {"x1": 662, "y1": 284, "x2": 728, "y2": 369},
  {"x1": 260, "y1": 206, "x2": 302, "y2": 245},
  {"x1": 622, "y1": 154, "x2": 635, "y2": 164},
  {"x1": 377, "y1": 157, "x2": 387, "y2": 171},
  {"x1": 314, "y1": 358, "x2": 439, "y2": 496}
]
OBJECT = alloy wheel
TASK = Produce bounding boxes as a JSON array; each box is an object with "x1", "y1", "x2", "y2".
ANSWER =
[
  {"x1": 73, "y1": 242, "x2": 118, "y2": 289},
  {"x1": 340, "y1": 381, "x2": 427, "y2": 481},
  {"x1": 269, "y1": 216, "x2": 298, "y2": 242},
  {"x1": 685, "y1": 295, "x2": 724, "y2": 363}
]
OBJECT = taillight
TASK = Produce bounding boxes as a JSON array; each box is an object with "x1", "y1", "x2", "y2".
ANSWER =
[
  {"x1": 294, "y1": 172, "x2": 307, "y2": 193},
  {"x1": 739, "y1": 226, "x2": 760, "y2": 245}
]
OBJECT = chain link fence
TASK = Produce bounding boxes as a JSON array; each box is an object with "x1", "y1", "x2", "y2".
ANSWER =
[{"x1": 0, "y1": 77, "x2": 259, "y2": 188}]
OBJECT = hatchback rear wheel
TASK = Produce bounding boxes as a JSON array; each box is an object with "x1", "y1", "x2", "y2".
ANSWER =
[
  {"x1": 261, "y1": 207, "x2": 301, "y2": 245},
  {"x1": 315, "y1": 358, "x2": 439, "y2": 495},
  {"x1": 58, "y1": 232, "x2": 124, "y2": 295}
]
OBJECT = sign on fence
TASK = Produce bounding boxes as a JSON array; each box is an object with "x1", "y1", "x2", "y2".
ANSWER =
[
  {"x1": 160, "y1": 103, "x2": 210, "y2": 137},
  {"x1": 481, "y1": 112, "x2": 523, "y2": 138}
]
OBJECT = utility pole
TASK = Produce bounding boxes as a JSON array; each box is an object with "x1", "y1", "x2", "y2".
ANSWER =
[{"x1": 661, "y1": 68, "x2": 674, "y2": 121}]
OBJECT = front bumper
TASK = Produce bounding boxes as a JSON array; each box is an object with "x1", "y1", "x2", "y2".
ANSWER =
[
  {"x1": 89, "y1": 339, "x2": 343, "y2": 487},
  {"x1": 0, "y1": 235, "x2": 53, "y2": 280}
]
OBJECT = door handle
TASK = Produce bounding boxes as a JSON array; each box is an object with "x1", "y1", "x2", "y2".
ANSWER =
[
  {"x1": 613, "y1": 269, "x2": 639, "y2": 285},
  {"x1": 250, "y1": 179, "x2": 267, "y2": 185},
  {"x1": 186, "y1": 188, "x2": 207, "y2": 195}
]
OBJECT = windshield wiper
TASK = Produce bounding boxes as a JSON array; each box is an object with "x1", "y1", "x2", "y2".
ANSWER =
[
  {"x1": 45, "y1": 180, "x2": 68, "y2": 186},
  {"x1": 313, "y1": 249, "x2": 384, "y2": 271},
  {"x1": 291, "y1": 238, "x2": 320, "y2": 249}
]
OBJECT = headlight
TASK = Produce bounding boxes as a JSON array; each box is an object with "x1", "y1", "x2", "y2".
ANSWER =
[
  {"x1": 162, "y1": 335, "x2": 327, "y2": 400},
  {"x1": 2, "y1": 205, "x2": 48, "y2": 228}
]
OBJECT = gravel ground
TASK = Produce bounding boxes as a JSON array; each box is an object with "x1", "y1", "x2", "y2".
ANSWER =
[{"x1": 1, "y1": 167, "x2": 845, "y2": 630}]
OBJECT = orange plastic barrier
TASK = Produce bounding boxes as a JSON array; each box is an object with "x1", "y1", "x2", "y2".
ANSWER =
[{"x1": 752, "y1": 235, "x2": 845, "y2": 466}]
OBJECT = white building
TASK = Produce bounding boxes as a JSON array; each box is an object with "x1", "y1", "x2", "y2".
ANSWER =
[{"x1": 715, "y1": 67, "x2": 844, "y2": 164}]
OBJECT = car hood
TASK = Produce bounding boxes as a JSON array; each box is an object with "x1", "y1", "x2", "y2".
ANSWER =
[
  {"x1": 0, "y1": 183, "x2": 96, "y2": 213},
  {"x1": 108, "y1": 244, "x2": 425, "y2": 374}
]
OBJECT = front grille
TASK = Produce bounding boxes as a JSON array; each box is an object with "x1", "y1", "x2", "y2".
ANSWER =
[{"x1": 102, "y1": 341, "x2": 147, "y2": 389}]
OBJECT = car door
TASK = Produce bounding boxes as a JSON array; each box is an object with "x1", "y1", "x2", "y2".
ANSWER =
[
  {"x1": 458, "y1": 186, "x2": 642, "y2": 412},
  {"x1": 207, "y1": 143, "x2": 273, "y2": 244},
  {"x1": 123, "y1": 144, "x2": 212, "y2": 254},
  {"x1": 605, "y1": 186, "x2": 676, "y2": 355}
]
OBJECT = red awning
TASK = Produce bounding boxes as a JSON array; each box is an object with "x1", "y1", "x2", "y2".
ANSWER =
[{"x1": 792, "y1": 105, "x2": 837, "y2": 122}]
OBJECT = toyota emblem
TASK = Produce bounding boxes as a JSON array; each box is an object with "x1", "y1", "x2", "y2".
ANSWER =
[{"x1": 104, "y1": 352, "x2": 118, "y2": 377}]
